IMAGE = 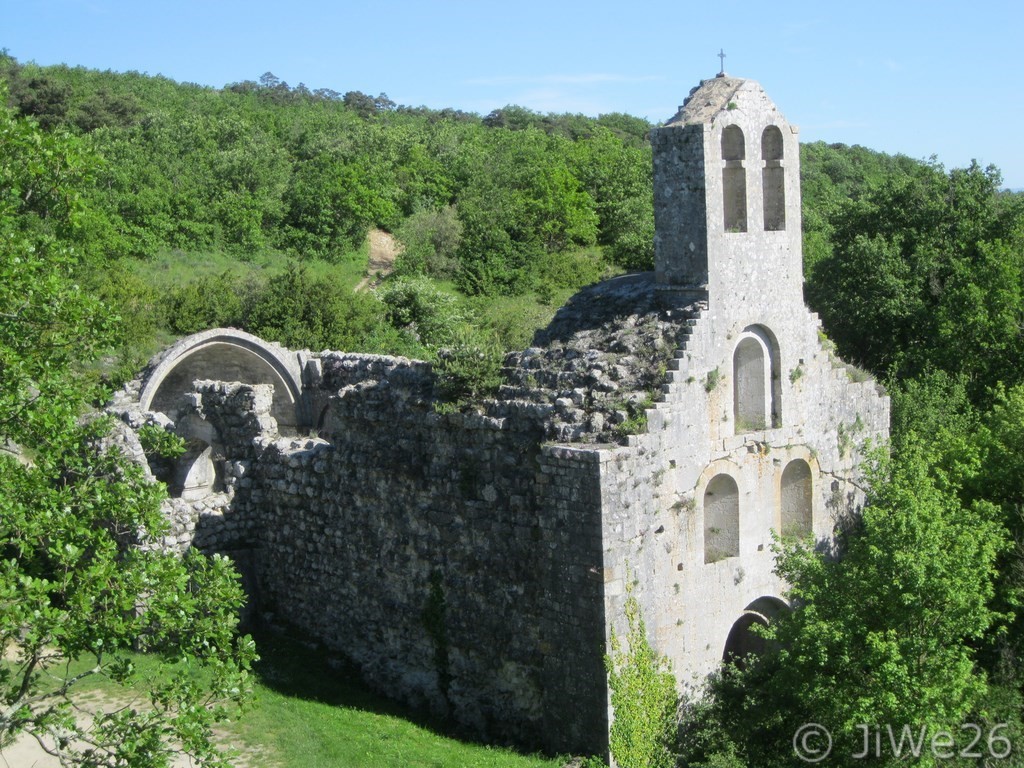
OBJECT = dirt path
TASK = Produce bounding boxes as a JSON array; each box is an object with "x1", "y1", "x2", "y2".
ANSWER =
[
  {"x1": 354, "y1": 228, "x2": 401, "y2": 292},
  {"x1": 2, "y1": 690, "x2": 275, "y2": 768}
]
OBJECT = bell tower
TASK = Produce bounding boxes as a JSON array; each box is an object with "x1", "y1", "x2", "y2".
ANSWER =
[{"x1": 651, "y1": 75, "x2": 803, "y2": 316}]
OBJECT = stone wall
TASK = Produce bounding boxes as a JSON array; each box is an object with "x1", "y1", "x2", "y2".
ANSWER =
[
  {"x1": 595, "y1": 299, "x2": 888, "y2": 690},
  {"x1": 109, "y1": 258, "x2": 888, "y2": 758},
  {"x1": 120, "y1": 354, "x2": 611, "y2": 754},
  {"x1": 107, "y1": 264, "x2": 888, "y2": 755}
]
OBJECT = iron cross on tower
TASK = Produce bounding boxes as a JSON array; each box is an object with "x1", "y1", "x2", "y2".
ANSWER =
[{"x1": 718, "y1": 49, "x2": 727, "y2": 76}]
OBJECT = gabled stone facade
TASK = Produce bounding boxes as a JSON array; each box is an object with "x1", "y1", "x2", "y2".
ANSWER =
[{"x1": 109, "y1": 75, "x2": 888, "y2": 757}]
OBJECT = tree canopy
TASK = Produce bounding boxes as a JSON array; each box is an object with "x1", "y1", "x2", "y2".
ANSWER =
[{"x1": 0, "y1": 86, "x2": 254, "y2": 768}]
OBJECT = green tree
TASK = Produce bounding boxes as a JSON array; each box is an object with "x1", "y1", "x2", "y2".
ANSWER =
[
  {"x1": 960, "y1": 383, "x2": 1024, "y2": 680},
  {"x1": 281, "y1": 152, "x2": 395, "y2": 258},
  {"x1": 567, "y1": 126, "x2": 653, "y2": 269},
  {"x1": 692, "y1": 441, "x2": 1006, "y2": 767},
  {"x1": 244, "y1": 262, "x2": 387, "y2": 351},
  {"x1": 453, "y1": 127, "x2": 598, "y2": 295},
  {"x1": 0, "y1": 90, "x2": 254, "y2": 767},
  {"x1": 805, "y1": 158, "x2": 1024, "y2": 395}
]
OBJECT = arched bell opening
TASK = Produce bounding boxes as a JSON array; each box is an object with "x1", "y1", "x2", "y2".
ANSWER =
[
  {"x1": 721, "y1": 125, "x2": 748, "y2": 233},
  {"x1": 761, "y1": 125, "x2": 786, "y2": 231}
]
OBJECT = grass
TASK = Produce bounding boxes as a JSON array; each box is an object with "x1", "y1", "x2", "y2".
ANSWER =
[
  {"x1": 133, "y1": 242, "x2": 371, "y2": 294},
  {"x1": 25, "y1": 631, "x2": 565, "y2": 768},
  {"x1": 227, "y1": 631, "x2": 563, "y2": 768}
]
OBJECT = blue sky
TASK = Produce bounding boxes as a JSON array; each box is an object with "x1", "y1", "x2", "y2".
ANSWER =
[{"x1": 4, "y1": 0, "x2": 1023, "y2": 187}]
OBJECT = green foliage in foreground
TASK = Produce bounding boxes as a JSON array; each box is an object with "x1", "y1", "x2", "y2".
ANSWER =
[
  {"x1": 0, "y1": 86, "x2": 254, "y2": 767},
  {"x1": 681, "y1": 441, "x2": 1008, "y2": 768}
]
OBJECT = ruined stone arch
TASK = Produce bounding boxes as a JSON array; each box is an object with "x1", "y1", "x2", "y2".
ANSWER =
[
  {"x1": 721, "y1": 124, "x2": 747, "y2": 233},
  {"x1": 703, "y1": 472, "x2": 740, "y2": 563},
  {"x1": 732, "y1": 324, "x2": 781, "y2": 432},
  {"x1": 723, "y1": 596, "x2": 788, "y2": 666},
  {"x1": 138, "y1": 328, "x2": 305, "y2": 433},
  {"x1": 761, "y1": 125, "x2": 786, "y2": 231},
  {"x1": 780, "y1": 458, "x2": 813, "y2": 538}
]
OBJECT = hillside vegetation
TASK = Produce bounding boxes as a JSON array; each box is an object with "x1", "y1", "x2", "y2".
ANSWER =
[{"x1": 3, "y1": 52, "x2": 1024, "y2": 767}]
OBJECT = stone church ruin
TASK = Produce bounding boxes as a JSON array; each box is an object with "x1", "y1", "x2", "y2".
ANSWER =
[{"x1": 108, "y1": 74, "x2": 889, "y2": 755}]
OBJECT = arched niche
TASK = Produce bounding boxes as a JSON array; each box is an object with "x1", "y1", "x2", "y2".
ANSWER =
[
  {"x1": 780, "y1": 459, "x2": 813, "y2": 538},
  {"x1": 723, "y1": 596, "x2": 788, "y2": 668},
  {"x1": 139, "y1": 329, "x2": 304, "y2": 433},
  {"x1": 704, "y1": 473, "x2": 740, "y2": 563},
  {"x1": 169, "y1": 417, "x2": 224, "y2": 500},
  {"x1": 721, "y1": 125, "x2": 747, "y2": 233},
  {"x1": 733, "y1": 325, "x2": 781, "y2": 433},
  {"x1": 315, "y1": 404, "x2": 332, "y2": 439},
  {"x1": 173, "y1": 440, "x2": 223, "y2": 500},
  {"x1": 733, "y1": 338, "x2": 766, "y2": 430},
  {"x1": 761, "y1": 125, "x2": 786, "y2": 231}
]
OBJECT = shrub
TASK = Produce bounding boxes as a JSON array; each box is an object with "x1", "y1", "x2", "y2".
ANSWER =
[
  {"x1": 92, "y1": 264, "x2": 166, "y2": 349},
  {"x1": 376, "y1": 275, "x2": 465, "y2": 348},
  {"x1": 245, "y1": 262, "x2": 389, "y2": 351},
  {"x1": 434, "y1": 325, "x2": 504, "y2": 405},
  {"x1": 137, "y1": 423, "x2": 186, "y2": 459},
  {"x1": 164, "y1": 271, "x2": 245, "y2": 334},
  {"x1": 606, "y1": 590, "x2": 678, "y2": 768},
  {"x1": 393, "y1": 205, "x2": 463, "y2": 279},
  {"x1": 533, "y1": 247, "x2": 612, "y2": 294}
]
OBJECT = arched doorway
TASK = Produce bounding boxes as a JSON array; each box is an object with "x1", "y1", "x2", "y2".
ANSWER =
[{"x1": 723, "y1": 596, "x2": 788, "y2": 667}]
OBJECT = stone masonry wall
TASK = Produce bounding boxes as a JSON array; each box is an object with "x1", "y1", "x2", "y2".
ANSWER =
[
  {"x1": 228, "y1": 354, "x2": 610, "y2": 754},
  {"x1": 596, "y1": 299, "x2": 888, "y2": 690}
]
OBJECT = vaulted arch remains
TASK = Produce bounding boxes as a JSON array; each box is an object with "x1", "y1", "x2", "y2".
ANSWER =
[{"x1": 139, "y1": 329, "x2": 305, "y2": 433}]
